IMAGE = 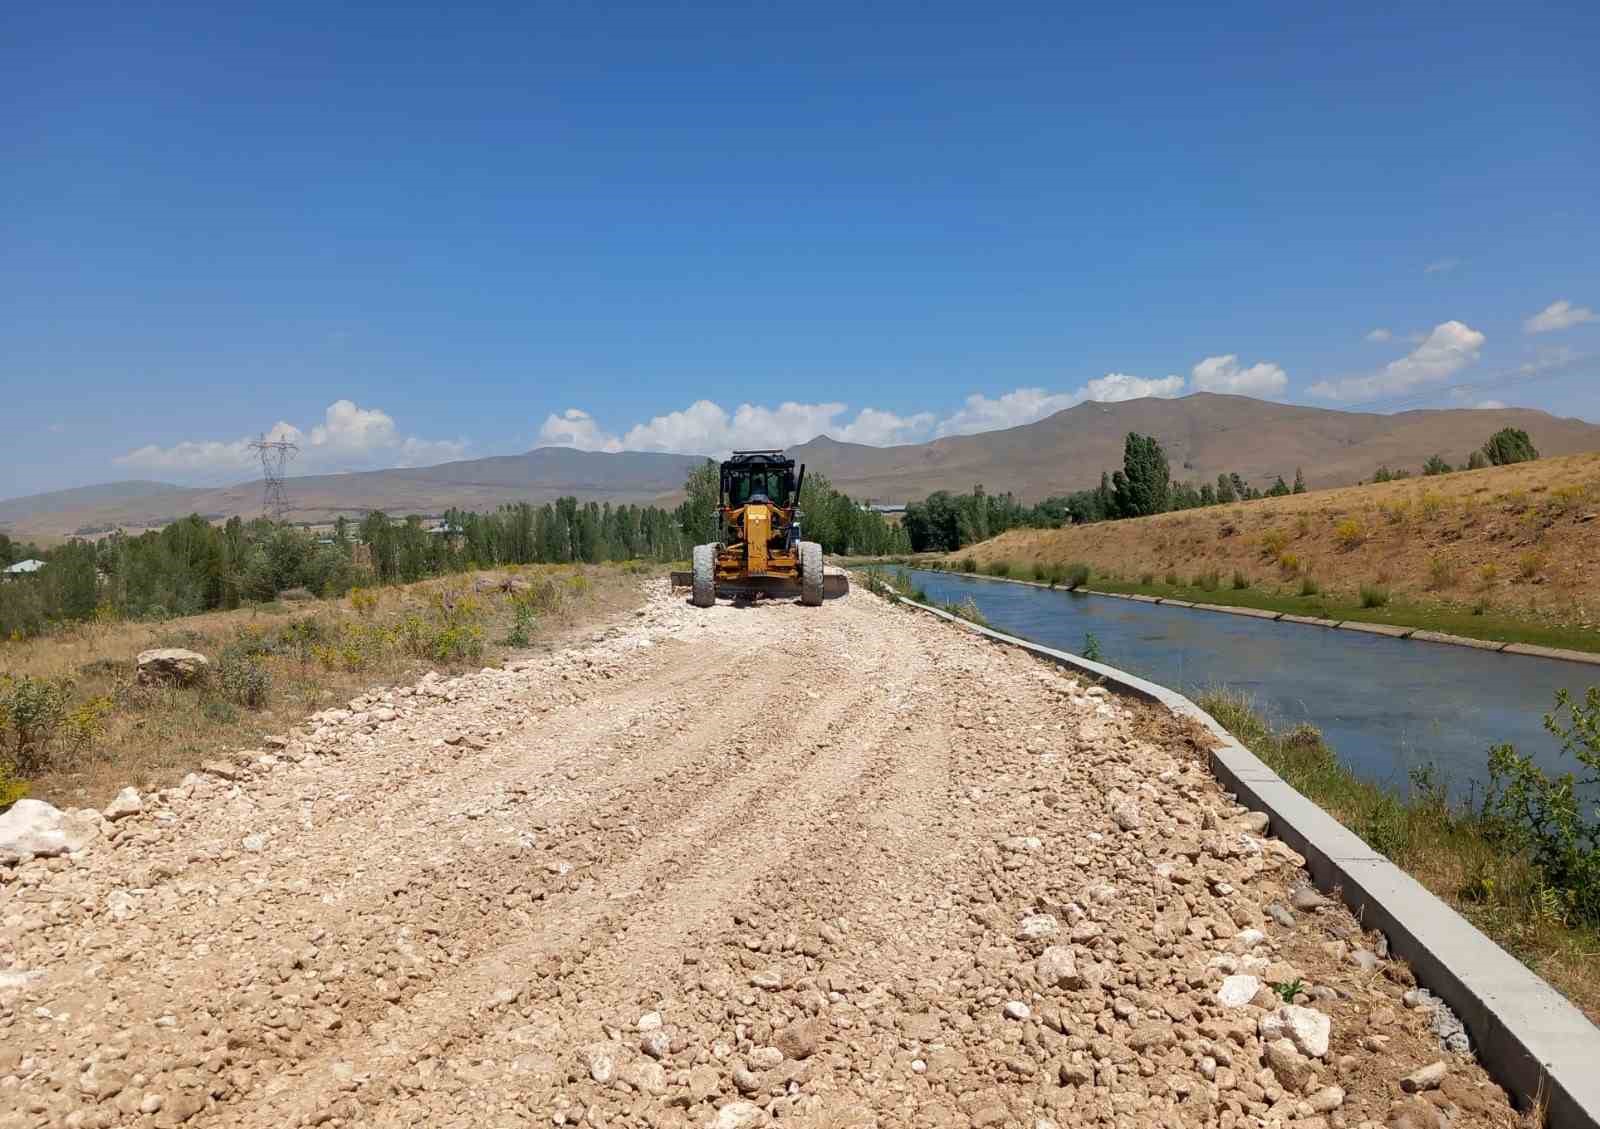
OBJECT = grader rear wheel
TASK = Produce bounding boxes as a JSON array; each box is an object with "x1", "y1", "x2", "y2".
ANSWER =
[
  {"x1": 691, "y1": 544, "x2": 717, "y2": 608},
  {"x1": 799, "y1": 541, "x2": 823, "y2": 606}
]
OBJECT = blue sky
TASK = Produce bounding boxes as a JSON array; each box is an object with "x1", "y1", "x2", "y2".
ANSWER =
[{"x1": 3, "y1": 1, "x2": 1597, "y2": 497}]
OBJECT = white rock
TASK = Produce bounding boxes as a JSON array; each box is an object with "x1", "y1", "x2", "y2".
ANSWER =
[
  {"x1": 0, "y1": 970, "x2": 44, "y2": 992},
  {"x1": 711, "y1": 1101, "x2": 765, "y2": 1129},
  {"x1": 1217, "y1": 974, "x2": 1262, "y2": 1008},
  {"x1": 638, "y1": 1010, "x2": 663, "y2": 1031},
  {"x1": 1035, "y1": 946, "x2": 1082, "y2": 989},
  {"x1": 102, "y1": 787, "x2": 143, "y2": 821},
  {"x1": 1259, "y1": 1004, "x2": 1332, "y2": 1059},
  {"x1": 1003, "y1": 1000, "x2": 1031, "y2": 1020},
  {"x1": 136, "y1": 647, "x2": 209, "y2": 686},
  {"x1": 1235, "y1": 928, "x2": 1266, "y2": 948},
  {"x1": 1015, "y1": 913, "x2": 1059, "y2": 940},
  {"x1": 0, "y1": 799, "x2": 96, "y2": 858},
  {"x1": 241, "y1": 833, "x2": 266, "y2": 852}
]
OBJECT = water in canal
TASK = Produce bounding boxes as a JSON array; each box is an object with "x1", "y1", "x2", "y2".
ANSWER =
[{"x1": 893, "y1": 568, "x2": 1596, "y2": 798}]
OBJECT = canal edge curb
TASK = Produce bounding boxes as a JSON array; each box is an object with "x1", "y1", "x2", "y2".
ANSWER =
[
  {"x1": 897, "y1": 594, "x2": 1600, "y2": 1129},
  {"x1": 890, "y1": 567, "x2": 1600, "y2": 665}
]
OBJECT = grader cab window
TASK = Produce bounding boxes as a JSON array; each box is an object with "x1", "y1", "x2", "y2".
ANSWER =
[{"x1": 725, "y1": 467, "x2": 792, "y2": 507}]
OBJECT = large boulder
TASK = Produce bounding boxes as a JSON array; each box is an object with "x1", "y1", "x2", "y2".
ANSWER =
[
  {"x1": 136, "y1": 648, "x2": 210, "y2": 687},
  {"x1": 0, "y1": 799, "x2": 97, "y2": 860}
]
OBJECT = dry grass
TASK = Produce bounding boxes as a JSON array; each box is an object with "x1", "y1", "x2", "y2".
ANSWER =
[
  {"x1": 957, "y1": 453, "x2": 1600, "y2": 634},
  {"x1": 1, "y1": 563, "x2": 654, "y2": 808}
]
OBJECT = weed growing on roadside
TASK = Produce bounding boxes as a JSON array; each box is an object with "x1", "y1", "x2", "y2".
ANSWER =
[
  {"x1": 1232, "y1": 570, "x2": 1251, "y2": 590},
  {"x1": 1360, "y1": 585, "x2": 1391, "y2": 608},
  {"x1": 1299, "y1": 576, "x2": 1321, "y2": 597},
  {"x1": 1082, "y1": 632, "x2": 1103, "y2": 662}
]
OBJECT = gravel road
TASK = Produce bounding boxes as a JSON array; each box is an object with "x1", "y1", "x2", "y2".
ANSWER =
[{"x1": 0, "y1": 581, "x2": 1522, "y2": 1129}]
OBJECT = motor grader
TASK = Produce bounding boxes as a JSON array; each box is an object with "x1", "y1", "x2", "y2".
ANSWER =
[{"x1": 684, "y1": 450, "x2": 843, "y2": 607}]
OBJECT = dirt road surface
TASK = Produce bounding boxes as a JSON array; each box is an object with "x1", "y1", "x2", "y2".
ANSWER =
[{"x1": 1, "y1": 581, "x2": 1521, "y2": 1129}]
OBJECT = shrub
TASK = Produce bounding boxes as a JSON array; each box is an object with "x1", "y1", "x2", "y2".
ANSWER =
[
  {"x1": 1082, "y1": 632, "x2": 1103, "y2": 662},
  {"x1": 960, "y1": 556, "x2": 977, "y2": 573},
  {"x1": 1334, "y1": 518, "x2": 1366, "y2": 548},
  {"x1": 1164, "y1": 570, "x2": 1181, "y2": 587},
  {"x1": 349, "y1": 587, "x2": 380, "y2": 616},
  {"x1": 1031, "y1": 563, "x2": 1050, "y2": 583},
  {"x1": 1140, "y1": 571, "x2": 1155, "y2": 586},
  {"x1": 1360, "y1": 585, "x2": 1390, "y2": 608},
  {"x1": 1277, "y1": 552, "x2": 1301, "y2": 576},
  {"x1": 1193, "y1": 569, "x2": 1220, "y2": 592},
  {"x1": 1519, "y1": 550, "x2": 1547, "y2": 579},
  {"x1": 1428, "y1": 555, "x2": 1460, "y2": 590},
  {"x1": 1299, "y1": 576, "x2": 1321, "y2": 597},
  {"x1": 1062, "y1": 562, "x2": 1091, "y2": 590},
  {"x1": 1260, "y1": 529, "x2": 1289, "y2": 558},
  {"x1": 503, "y1": 602, "x2": 536, "y2": 647},
  {"x1": 943, "y1": 596, "x2": 989, "y2": 627},
  {"x1": 215, "y1": 645, "x2": 272, "y2": 709},
  {"x1": 1419, "y1": 492, "x2": 1445, "y2": 521},
  {"x1": 1232, "y1": 570, "x2": 1250, "y2": 590},
  {"x1": 1479, "y1": 563, "x2": 1499, "y2": 588},
  {"x1": 1422, "y1": 454, "x2": 1452, "y2": 476},
  {"x1": 1483, "y1": 687, "x2": 1600, "y2": 925},
  {"x1": 0, "y1": 674, "x2": 76, "y2": 775},
  {"x1": 987, "y1": 561, "x2": 1012, "y2": 578},
  {"x1": 1380, "y1": 501, "x2": 1409, "y2": 525}
]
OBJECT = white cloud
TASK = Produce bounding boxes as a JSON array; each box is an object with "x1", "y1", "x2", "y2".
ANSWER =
[
  {"x1": 539, "y1": 400, "x2": 938, "y2": 456},
  {"x1": 1308, "y1": 320, "x2": 1486, "y2": 401},
  {"x1": 1365, "y1": 328, "x2": 1392, "y2": 343},
  {"x1": 1084, "y1": 372, "x2": 1188, "y2": 401},
  {"x1": 1190, "y1": 354, "x2": 1289, "y2": 397},
  {"x1": 933, "y1": 372, "x2": 1186, "y2": 437},
  {"x1": 536, "y1": 408, "x2": 623, "y2": 453},
  {"x1": 934, "y1": 388, "x2": 1082, "y2": 437},
  {"x1": 543, "y1": 372, "x2": 1187, "y2": 456},
  {"x1": 117, "y1": 400, "x2": 466, "y2": 481},
  {"x1": 1475, "y1": 400, "x2": 1507, "y2": 410},
  {"x1": 1424, "y1": 258, "x2": 1460, "y2": 275},
  {"x1": 1524, "y1": 299, "x2": 1597, "y2": 335}
]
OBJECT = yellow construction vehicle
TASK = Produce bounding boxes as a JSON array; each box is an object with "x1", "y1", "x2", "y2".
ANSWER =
[{"x1": 687, "y1": 450, "x2": 840, "y2": 607}]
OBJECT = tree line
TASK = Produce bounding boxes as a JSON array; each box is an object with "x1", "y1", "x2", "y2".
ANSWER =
[
  {"x1": 0, "y1": 462, "x2": 905, "y2": 638},
  {"x1": 1373, "y1": 427, "x2": 1540, "y2": 482},
  {"x1": 901, "y1": 425, "x2": 1540, "y2": 553},
  {"x1": 900, "y1": 436, "x2": 1306, "y2": 552}
]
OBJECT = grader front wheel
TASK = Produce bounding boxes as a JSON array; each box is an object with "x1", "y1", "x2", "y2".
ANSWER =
[
  {"x1": 799, "y1": 541, "x2": 823, "y2": 607},
  {"x1": 691, "y1": 544, "x2": 717, "y2": 607}
]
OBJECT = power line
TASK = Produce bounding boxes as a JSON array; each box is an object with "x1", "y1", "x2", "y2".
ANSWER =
[{"x1": 248, "y1": 433, "x2": 299, "y2": 522}]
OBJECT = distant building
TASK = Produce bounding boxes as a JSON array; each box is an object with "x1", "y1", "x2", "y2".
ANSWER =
[
  {"x1": 2, "y1": 558, "x2": 45, "y2": 577},
  {"x1": 858, "y1": 502, "x2": 906, "y2": 515}
]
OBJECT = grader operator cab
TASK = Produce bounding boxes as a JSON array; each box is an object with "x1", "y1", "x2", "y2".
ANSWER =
[{"x1": 688, "y1": 450, "x2": 839, "y2": 607}]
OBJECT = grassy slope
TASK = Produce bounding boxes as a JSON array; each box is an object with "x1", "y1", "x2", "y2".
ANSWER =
[
  {"x1": 2, "y1": 563, "x2": 652, "y2": 808},
  {"x1": 1201, "y1": 691, "x2": 1599, "y2": 1026},
  {"x1": 953, "y1": 453, "x2": 1600, "y2": 651}
]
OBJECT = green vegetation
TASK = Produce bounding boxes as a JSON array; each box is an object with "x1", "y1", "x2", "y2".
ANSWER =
[
  {"x1": 1078, "y1": 572, "x2": 1600, "y2": 654},
  {"x1": 1, "y1": 464, "x2": 903, "y2": 641},
  {"x1": 1202, "y1": 690, "x2": 1600, "y2": 1019},
  {"x1": 1483, "y1": 427, "x2": 1540, "y2": 466},
  {"x1": 1082, "y1": 632, "x2": 1103, "y2": 662},
  {"x1": 1359, "y1": 584, "x2": 1391, "y2": 608}
]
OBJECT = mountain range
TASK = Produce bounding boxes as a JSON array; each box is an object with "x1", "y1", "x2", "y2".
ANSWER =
[{"x1": 6, "y1": 394, "x2": 1600, "y2": 542}]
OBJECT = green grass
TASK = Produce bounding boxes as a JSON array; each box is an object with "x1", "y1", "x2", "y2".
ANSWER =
[
  {"x1": 1200, "y1": 691, "x2": 1600, "y2": 1023},
  {"x1": 1082, "y1": 574, "x2": 1600, "y2": 654}
]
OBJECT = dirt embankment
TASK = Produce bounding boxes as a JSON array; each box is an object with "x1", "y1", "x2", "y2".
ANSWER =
[
  {"x1": 959, "y1": 453, "x2": 1600, "y2": 632},
  {"x1": 0, "y1": 581, "x2": 1523, "y2": 1128}
]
